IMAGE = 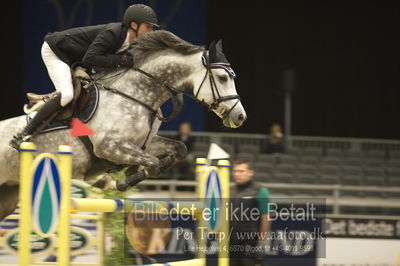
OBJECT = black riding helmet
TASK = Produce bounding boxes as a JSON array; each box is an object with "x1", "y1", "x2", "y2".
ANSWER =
[{"x1": 123, "y1": 4, "x2": 159, "y2": 32}]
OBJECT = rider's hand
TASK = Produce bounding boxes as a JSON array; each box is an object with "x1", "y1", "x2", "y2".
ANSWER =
[{"x1": 118, "y1": 53, "x2": 134, "y2": 68}]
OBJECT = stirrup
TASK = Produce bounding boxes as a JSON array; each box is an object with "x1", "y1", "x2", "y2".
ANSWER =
[{"x1": 26, "y1": 92, "x2": 56, "y2": 102}]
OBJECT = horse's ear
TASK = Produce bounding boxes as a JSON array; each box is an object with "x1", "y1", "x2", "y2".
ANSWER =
[
  {"x1": 209, "y1": 39, "x2": 229, "y2": 64},
  {"x1": 209, "y1": 40, "x2": 216, "y2": 51},
  {"x1": 209, "y1": 40, "x2": 217, "y2": 62},
  {"x1": 215, "y1": 39, "x2": 223, "y2": 51}
]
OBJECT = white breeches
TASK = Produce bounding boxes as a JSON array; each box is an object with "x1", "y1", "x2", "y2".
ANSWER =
[{"x1": 41, "y1": 42, "x2": 74, "y2": 107}]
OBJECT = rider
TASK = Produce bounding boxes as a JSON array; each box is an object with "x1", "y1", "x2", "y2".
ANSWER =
[{"x1": 9, "y1": 4, "x2": 159, "y2": 150}]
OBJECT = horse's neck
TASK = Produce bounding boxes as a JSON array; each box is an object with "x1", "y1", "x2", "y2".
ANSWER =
[{"x1": 113, "y1": 53, "x2": 200, "y2": 110}]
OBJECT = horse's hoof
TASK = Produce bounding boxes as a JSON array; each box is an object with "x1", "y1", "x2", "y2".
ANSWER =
[
  {"x1": 126, "y1": 171, "x2": 146, "y2": 187},
  {"x1": 116, "y1": 180, "x2": 130, "y2": 192},
  {"x1": 92, "y1": 175, "x2": 116, "y2": 190},
  {"x1": 116, "y1": 171, "x2": 147, "y2": 191},
  {"x1": 91, "y1": 175, "x2": 111, "y2": 190}
]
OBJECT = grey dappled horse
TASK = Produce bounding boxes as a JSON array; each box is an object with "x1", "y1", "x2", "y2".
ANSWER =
[{"x1": 0, "y1": 30, "x2": 246, "y2": 220}]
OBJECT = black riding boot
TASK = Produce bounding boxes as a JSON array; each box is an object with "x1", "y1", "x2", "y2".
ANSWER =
[{"x1": 9, "y1": 92, "x2": 62, "y2": 150}]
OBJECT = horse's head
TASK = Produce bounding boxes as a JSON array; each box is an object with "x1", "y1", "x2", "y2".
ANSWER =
[
  {"x1": 125, "y1": 31, "x2": 246, "y2": 127},
  {"x1": 191, "y1": 40, "x2": 247, "y2": 128}
]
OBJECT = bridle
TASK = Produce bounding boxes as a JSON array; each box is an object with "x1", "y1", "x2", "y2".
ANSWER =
[
  {"x1": 91, "y1": 49, "x2": 241, "y2": 149},
  {"x1": 97, "y1": 50, "x2": 241, "y2": 122},
  {"x1": 192, "y1": 51, "x2": 241, "y2": 120}
]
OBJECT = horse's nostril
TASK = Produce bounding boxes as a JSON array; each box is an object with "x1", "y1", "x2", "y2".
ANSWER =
[{"x1": 238, "y1": 114, "x2": 244, "y2": 121}]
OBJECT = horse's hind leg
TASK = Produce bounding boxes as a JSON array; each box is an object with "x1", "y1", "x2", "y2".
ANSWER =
[{"x1": 0, "y1": 184, "x2": 19, "y2": 221}]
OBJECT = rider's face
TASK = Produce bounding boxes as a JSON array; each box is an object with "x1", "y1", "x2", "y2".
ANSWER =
[{"x1": 137, "y1": 22, "x2": 155, "y2": 37}]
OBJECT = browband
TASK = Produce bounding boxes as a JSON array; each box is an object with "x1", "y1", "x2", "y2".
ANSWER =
[{"x1": 202, "y1": 51, "x2": 236, "y2": 78}]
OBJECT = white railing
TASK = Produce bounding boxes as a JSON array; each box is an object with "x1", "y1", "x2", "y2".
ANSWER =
[
  {"x1": 152, "y1": 131, "x2": 400, "y2": 215},
  {"x1": 159, "y1": 130, "x2": 400, "y2": 153},
  {"x1": 137, "y1": 180, "x2": 400, "y2": 215}
]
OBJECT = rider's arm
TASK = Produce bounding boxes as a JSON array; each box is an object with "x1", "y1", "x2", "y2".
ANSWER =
[{"x1": 82, "y1": 28, "x2": 131, "y2": 69}]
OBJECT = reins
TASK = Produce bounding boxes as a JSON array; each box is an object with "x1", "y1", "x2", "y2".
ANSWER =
[{"x1": 88, "y1": 50, "x2": 242, "y2": 148}]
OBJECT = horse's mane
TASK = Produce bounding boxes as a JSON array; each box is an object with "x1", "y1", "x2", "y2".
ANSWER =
[
  {"x1": 94, "y1": 31, "x2": 204, "y2": 83},
  {"x1": 132, "y1": 30, "x2": 204, "y2": 66}
]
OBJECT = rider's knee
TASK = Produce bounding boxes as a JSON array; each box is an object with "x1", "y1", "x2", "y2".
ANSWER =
[{"x1": 56, "y1": 88, "x2": 74, "y2": 107}]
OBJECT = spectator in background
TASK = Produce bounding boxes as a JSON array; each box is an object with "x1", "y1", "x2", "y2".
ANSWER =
[
  {"x1": 263, "y1": 123, "x2": 286, "y2": 154},
  {"x1": 175, "y1": 122, "x2": 195, "y2": 154},
  {"x1": 174, "y1": 122, "x2": 195, "y2": 181},
  {"x1": 230, "y1": 158, "x2": 271, "y2": 266}
]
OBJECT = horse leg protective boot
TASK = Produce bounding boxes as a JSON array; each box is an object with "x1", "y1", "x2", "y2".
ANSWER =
[{"x1": 9, "y1": 92, "x2": 62, "y2": 150}]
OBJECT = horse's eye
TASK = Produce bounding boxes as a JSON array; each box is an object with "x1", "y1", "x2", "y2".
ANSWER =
[{"x1": 219, "y1": 75, "x2": 228, "y2": 83}]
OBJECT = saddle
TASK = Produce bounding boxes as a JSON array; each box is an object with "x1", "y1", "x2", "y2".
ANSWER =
[
  {"x1": 24, "y1": 66, "x2": 100, "y2": 134},
  {"x1": 25, "y1": 66, "x2": 91, "y2": 121}
]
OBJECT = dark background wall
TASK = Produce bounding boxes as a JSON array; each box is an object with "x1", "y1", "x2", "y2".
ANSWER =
[
  {"x1": 3, "y1": 0, "x2": 207, "y2": 131},
  {"x1": 2, "y1": 1, "x2": 400, "y2": 139},
  {"x1": 1, "y1": 0, "x2": 23, "y2": 122},
  {"x1": 206, "y1": 1, "x2": 400, "y2": 139}
]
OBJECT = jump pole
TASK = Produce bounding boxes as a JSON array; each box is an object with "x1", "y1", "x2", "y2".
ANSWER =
[
  {"x1": 18, "y1": 142, "x2": 73, "y2": 266},
  {"x1": 17, "y1": 142, "x2": 230, "y2": 266},
  {"x1": 18, "y1": 142, "x2": 36, "y2": 266},
  {"x1": 57, "y1": 144, "x2": 73, "y2": 266},
  {"x1": 196, "y1": 158, "x2": 230, "y2": 266}
]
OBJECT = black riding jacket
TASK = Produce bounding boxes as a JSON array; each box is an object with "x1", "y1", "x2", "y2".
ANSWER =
[
  {"x1": 230, "y1": 181, "x2": 265, "y2": 246},
  {"x1": 44, "y1": 22, "x2": 129, "y2": 70}
]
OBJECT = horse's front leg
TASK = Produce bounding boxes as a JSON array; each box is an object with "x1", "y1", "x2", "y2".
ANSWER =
[
  {"x1": 115, "y1": 136, "x2": 188, "y2": 191},
  {"x1": 146, "y1": 135, "x2": 187, "y2": 172},
  {"x1": 93, "y1": 138, "x2": 162, "y2": 189}
]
